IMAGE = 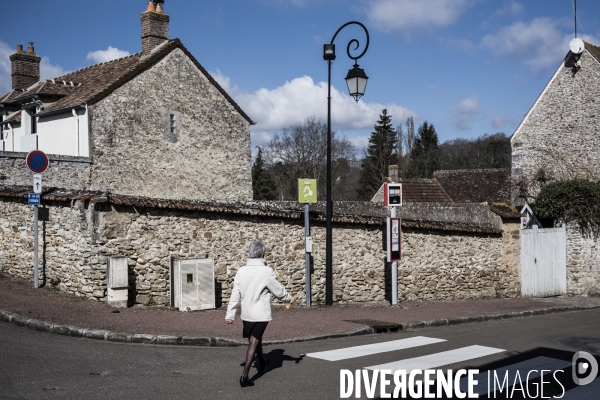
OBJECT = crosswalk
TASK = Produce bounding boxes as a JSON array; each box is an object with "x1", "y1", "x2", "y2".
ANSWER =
[{"x1": 305, "y1": 335, "x2": 600, "y2": 399}]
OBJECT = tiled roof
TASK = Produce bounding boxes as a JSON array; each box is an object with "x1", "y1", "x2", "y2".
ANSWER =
[
  {"x1": 0, "y1": 39, "x2": 253, "y2": 124},
  {"x1": 371, "y1": 178, "x2": 453, "y2": 203},
  {"x1": 584, "y1": 41, "x2": 600, "y2": 64},
  {"x1": 433, "y1": 168, "x2": 511, "y2": 203}
]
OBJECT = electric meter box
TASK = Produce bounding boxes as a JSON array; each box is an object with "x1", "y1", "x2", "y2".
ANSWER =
[{"x1": 383, "y1": 183, "x2": 402, "y2": 207}]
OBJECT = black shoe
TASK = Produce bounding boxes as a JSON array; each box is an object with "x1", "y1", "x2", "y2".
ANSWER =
[
  {"x1": 240, "y1": 376, "x2": 254, "y2": 387},
  {"x1": 258, "y1": 358, "x2": 270, "y2": 374}
]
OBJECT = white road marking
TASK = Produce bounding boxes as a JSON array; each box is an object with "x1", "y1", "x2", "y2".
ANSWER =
[
  {"x1": 306, "y1": 336, "x2": 447, "y2": 361},
  {"x1": 365, "y1": 345, "x2": 505, "y2": 372}
]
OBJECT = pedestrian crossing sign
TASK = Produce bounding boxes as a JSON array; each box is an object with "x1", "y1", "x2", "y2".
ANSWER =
[{"x1": 298, "y1": 179, "x2": 317, "y2": 203}]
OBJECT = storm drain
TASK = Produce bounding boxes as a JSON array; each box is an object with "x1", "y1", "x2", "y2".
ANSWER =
[{"x1": 344, "y1": 319, "x2": 403, "y2": 334}]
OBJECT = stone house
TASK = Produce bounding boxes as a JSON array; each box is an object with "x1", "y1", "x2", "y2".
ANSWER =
[
  {"x1": 0, "y1": 2, "x2": 253, "y2": 201},
  {"x1": 510, "y1": 40, "x2": 600, "y2": 205},
  {"x1": 509, "y1": 39, "x2": 600, "y2": 297}
]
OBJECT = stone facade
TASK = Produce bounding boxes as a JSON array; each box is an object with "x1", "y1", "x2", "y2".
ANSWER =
[
  {"x1": 0, "y1": 48, "x2": 253, "y2": 201},
  {"x1": 0, "y1": 152, "x2": 91, "y2": 189},
  {"x1": 87, "y1": 48, "x2": 252, "y2": 201},
  {"x1": 566, "y1": 224, "x2": 600, "y2": 296},
  {"x1": 511, "y1": 48, "x2": 600, "y2": 205},
  {"x1": 0, "y1": 195, "x2": 521, "y2": 307}
]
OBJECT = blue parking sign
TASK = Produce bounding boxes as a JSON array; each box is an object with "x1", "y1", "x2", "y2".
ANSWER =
[{"x1": 28, "y1": 193, "x2": 40, "y2": 206}]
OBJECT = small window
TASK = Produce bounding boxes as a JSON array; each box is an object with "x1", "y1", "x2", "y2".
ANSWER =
[
  {"x1": 186, "y1": 273, "x2": 193, "y2": 283},
  {"x1": 169, "y1": 114, "x2": 176, "y2": 134},
  {"x1": 31, "y1": 112, "x2": 37, "y2": 134}
]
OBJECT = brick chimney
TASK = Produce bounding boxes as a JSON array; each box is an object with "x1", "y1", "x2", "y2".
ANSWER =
[
  {"x1": 10, "y1": 43, "x2": 41, "y2": 90},
  {"x1": 141, "y1": 1, "x2": 170, "y2": 54},
  {"x1": 388, "y1": 165, "x2": 399, "y2": 183}
]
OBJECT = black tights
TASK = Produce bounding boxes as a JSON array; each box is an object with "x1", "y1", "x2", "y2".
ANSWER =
[{"x1": 242, "y1": 335, "x2": 263, "y2": 378}]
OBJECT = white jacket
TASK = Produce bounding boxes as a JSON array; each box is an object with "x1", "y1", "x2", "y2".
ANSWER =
[{"x1": 225, "y1": 259, "x2": 292, "y2": 322}]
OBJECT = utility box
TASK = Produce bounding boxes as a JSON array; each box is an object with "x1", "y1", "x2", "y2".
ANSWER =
[
  {"x1": 107, "y1": 257, "x2": 129, "y2": 308},
  {"x1": 171, "y1": 258, "x2": 215, "y2": 311}
]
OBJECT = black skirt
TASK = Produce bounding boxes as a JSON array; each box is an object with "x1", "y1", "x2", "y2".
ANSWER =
[{"x1": 242, "y1": 321, "x2": 269, "y2": 340}]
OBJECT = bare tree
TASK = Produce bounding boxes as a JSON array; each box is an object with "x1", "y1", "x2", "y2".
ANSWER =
[{"x1": 264, "y1": 116, "x2": 358, "y2": 201}]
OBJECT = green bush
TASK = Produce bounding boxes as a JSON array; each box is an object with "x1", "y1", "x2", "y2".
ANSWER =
[{"x1": 535, "y1": 179, "x2": 600, "y2": 231}]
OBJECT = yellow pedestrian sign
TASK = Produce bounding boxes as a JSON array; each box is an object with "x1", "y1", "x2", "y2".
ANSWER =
[{"x1": 298, "y1": 179, "x2": 317, "y2": 203}]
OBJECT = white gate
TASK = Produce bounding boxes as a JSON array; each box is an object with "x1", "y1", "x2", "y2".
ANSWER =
[
  {"x1": 520, "y1": 225, "x2": 566, "y2": 297},
  {"x1": 171, "y1": 258, "x2": 215, "y2": 311}
]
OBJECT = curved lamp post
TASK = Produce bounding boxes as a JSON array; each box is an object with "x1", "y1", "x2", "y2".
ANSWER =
[{"x1": 323, "y1": 22, "x2": 369, "y2": 305}]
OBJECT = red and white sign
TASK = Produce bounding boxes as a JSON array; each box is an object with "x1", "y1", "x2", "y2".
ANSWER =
[
  {"x1": 26, "y1": 150, "x2": 49, "y2": 174},
  {"x1": 387, "y1": 217, "x2": 402, "y2": 262}
]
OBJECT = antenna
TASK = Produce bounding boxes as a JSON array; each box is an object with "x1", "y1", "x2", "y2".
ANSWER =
[{"x1": 574, "y1": 0, "x2": 577, "y2": 38}]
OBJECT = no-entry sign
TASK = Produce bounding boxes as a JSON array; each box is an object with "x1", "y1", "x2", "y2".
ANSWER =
[{"x1": 26, "y1": 150, "x2": 49, "y2": 174}]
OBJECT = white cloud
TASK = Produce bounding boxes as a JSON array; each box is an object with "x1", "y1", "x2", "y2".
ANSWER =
[
  {"x1": 40, "y1": 56, "x2": 68, "y2": 80},
  {"x1": 495, "y1": 1, "x2": 524, "y2": 17},
  {"x1": 86, "y1": 46, "x2": 130, "y2": 64},
  {"x1": 212, "y1": 69, "x2": 416, "y2": 133},
  {"x1": 490, "y1": 114, "x2": 519, "y2": 131},
  {"x1": 366, "y1": 0, "x2": 470, "y2": 37},
  {"x1": 251, "y1": 130, "x2": 274, "y2": 150},
  {"x1": 480, "y1": 18, "x2": 598, "y2": 72},
  {"x1": 450, "y1": 95, "x2": 484, "y2": 130},
  {"x1": 0, "y1": 41, "x2": 12, "y2": 94},
  {"x1": 349, "y1": 135, "x2": 370, "y2": 152}
]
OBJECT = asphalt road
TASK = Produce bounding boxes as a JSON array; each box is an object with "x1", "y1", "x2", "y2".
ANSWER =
[{"x1": 1, "y1": 309, "x2": 599, "y2": 400}]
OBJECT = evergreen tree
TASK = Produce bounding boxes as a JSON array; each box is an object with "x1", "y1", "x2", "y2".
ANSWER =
[
  {"x1": 252, "y1": 147, "x2": 277, "y2": 200},
  {"x1": 357, "y1": 109, "x2": 398, "y2": 200},
  {"x1": 407, "y1": 121, "x2": 440, "y2": 178}
]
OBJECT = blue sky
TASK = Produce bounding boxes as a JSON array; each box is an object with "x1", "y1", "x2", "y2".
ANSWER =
[{"x1": 2, "y1": 0, "x2": 599, "y2": 154}]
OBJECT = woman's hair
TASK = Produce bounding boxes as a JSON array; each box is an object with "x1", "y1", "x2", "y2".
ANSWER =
[{"x1": 248, "y1": 240, "x2": 266, "y2": 258}]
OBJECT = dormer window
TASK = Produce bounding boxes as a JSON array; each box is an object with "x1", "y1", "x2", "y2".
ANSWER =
[{"x1": 169, "y1": 113, "x2": 176, "y2": 134}]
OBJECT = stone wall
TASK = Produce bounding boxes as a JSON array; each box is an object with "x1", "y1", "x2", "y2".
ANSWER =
[
  {"x1": 511, "y1": 49, "x2": 600, "y2": 205},
  {"x1": 566, "y1": 224, "x2": 600, "y2": 296},
  {"x1": 88, "y1": 48, "x2": 252, "y2": 201},
  {"x1": 0, "y1": 199, "x2": 107, "y2": 300},
  {"x1": 0, "y1": 152, "x2": 91, "y2": 189},
  {"x1": 0, "y1": 196, "x2": 521, "y2": 307}
]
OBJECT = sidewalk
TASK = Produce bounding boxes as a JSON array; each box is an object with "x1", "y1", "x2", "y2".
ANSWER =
[{"x1": 2, "y1": 272, "x2": 599, "y2": 346}]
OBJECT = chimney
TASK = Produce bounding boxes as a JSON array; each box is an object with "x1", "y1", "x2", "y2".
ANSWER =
[
  {"x1": 388, "y1": 165, "x2": 399, "y2": 183},
  {"x1": 141, "y1": 1, "x2": 170, "y2": 54},
  {"x1": 10, "y1": 42, "x2": 41, "y2": 90}
]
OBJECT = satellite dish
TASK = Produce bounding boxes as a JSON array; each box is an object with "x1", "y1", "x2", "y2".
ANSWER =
[{"x1": 570, "y1": 37, "x2": 585, "y2": 54}]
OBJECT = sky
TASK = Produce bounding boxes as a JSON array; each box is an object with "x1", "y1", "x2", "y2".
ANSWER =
[{"x1": 2, "y1": 0, "x2": 600, "y2": 155}]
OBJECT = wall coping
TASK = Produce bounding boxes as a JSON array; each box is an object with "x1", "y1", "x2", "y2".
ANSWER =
[
  {"x1": 0, "y1": 151, "x2": 92, "y2": 164},
  {"x1": 0, "y1": 186, "x2": 503, "y2": 234}
]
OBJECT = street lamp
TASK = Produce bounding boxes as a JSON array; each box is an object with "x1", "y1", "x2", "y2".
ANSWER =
[{"x1": 323, "y1": 22, "x2": 369, "y2": 305}]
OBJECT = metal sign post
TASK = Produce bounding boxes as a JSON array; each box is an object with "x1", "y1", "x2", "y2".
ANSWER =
[
  {"x1": 26, "y1": 150, "x2": 49, "y2": 289},
  {"x1": 298, "y1": 179, "x2": 317, "y2": 308}
]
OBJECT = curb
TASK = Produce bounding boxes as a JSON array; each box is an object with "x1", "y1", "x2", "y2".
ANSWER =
[{"x1": 1, "y1": 305, "x2": 599, "y2": 347}]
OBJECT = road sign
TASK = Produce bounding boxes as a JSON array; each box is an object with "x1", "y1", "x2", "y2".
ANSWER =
[
  {"x1": 33, "y1": 174, "x2": 42, "y2": 194},
  {"x1": 28, "y1": 193, "x2": 40, "y2": 206},
  {"x1": 386, "y1": 217, "x2": 402, "y2": 262},
  {"x1": 298, "y1": 179, "x2": 317, "y2": 203},
  {"x1": 26, "y1": 150, "x2": 49, "y2": 174}
]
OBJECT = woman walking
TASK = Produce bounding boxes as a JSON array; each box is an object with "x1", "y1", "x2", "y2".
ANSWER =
[{"x1": 225, "y1": 240, "x2": 294, "y2": 387}]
